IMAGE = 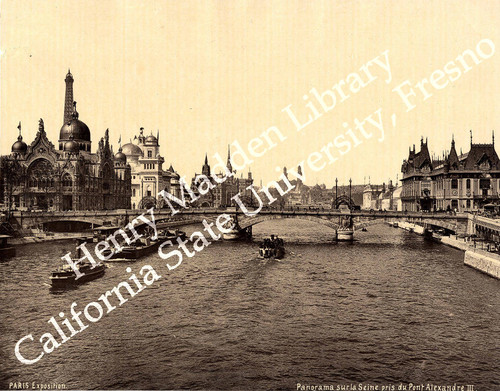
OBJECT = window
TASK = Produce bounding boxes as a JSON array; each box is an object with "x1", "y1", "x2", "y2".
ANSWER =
[
  {"x1": 148, "y1": 150, "x2": 152, "y2": 158},
  {"x1": 452, "y1": 200, "x2": 458, "y2": 210},
  {"x1": 133, "y1": 189, "x2": 136, "y2": 197},
  {"x1": 466, "y1": 200, "x2": 471, "y2": 208},
  {"x1": 480, "y1": 178, "x2": 490, "y2": 189},
  {"x1": 62, "y1": 173, "x2": 72, "y2": 187},
  {"x1": 451, "y1": 179, "x2": 458, "y2": 189},
  {"x1": 466, "y1": 179, "x2": 471, "y2": 189}
]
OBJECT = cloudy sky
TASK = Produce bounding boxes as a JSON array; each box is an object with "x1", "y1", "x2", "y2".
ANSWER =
[{"x1": 1, "y1": 0, "x2": 499, "y2": 187}]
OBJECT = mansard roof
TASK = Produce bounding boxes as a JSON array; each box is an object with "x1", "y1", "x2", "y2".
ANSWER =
[{"x1": 462, "y1": 143, "x2": 499, "y2": 170}]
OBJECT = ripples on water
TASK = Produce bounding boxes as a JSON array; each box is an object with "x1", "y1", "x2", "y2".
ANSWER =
[{"x1": 0, "y1": 221, "x2": 499, "y2": 390}]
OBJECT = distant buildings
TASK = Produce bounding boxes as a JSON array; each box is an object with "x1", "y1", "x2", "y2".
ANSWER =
[
  {"x1": 121, "y1": 128, "x2": 181, "y2": 209},
  {"x1": 1, "y1": 71, "x2": 131, "y2": 211},
  {"x1": 401, "y1": 134, "x2": 500, "y2": 212},
  {"x1": 191, "y1": 147, "x2": 253, "y2": 208},
  {"x1": 362, "y1": 181, "x2": 402, "y2": 211}
]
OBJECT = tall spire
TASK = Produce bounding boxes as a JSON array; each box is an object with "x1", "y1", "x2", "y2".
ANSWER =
[
  {"x1": 104, "y1": 128, "x2": 109, "y2": 149},
  {"x1": 227, "y1": 144, "x2": 232, "y2": 172},
  {"x1": 470, "y1": 130, "x2": 473, "y2": 146},
  {"x1": 202, "y1": 153, "x2": 210, "y2": 176},
  {"x1": 64, "y1": 69, "x2": 74, "y2": 124},
  {"x1": 492, "y1": 130, "x2": 495, "y2": 145}
]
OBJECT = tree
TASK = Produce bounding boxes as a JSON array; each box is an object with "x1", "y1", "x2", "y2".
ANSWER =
[{"x1": 0, "y1": 157, "x2": 23, "y2": 215}]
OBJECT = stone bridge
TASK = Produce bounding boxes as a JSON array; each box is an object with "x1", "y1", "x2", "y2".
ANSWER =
[
  {"x1": 9, "y1": 208, "x2": 470, "y2": 236},
  {"x1": 238, "y1": 213, "x2": 342, "y2": 230}
]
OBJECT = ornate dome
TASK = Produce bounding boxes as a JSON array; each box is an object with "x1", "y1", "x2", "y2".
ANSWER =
[
  {"x1": 59, "y1": 103, "x2": 91, "y2": 142},
  {"x1": 12, "y1": 135, "x2": 27, "y2": 154},
  {"x1": 60, "y1": 119, "x2": 90, "y2": 142},
  {"x1": 115, "y1": 147, "x2": 127, "y2": 162},
  {"x1": 12, "y1": 122, "x2": 27, "y2": 154},
  {"x1": 122, "y1": 142, "x2": 143, "y2": 156},
  {"x1": 64, "y1": 136, "x2": 79, "y2": 153}
]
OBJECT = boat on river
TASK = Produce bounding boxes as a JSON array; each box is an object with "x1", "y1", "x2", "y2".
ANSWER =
[
  {"x1": 92, "y1": 225, "x2": 121, "y2": 242},
  {"x1": 50, "y1": 238, "x2": 105, "y2": 287},
  {"x1": 108, "y1": 236, "x2": 161, "y2": 260},
  {"x1": 158, "y1": 229, "x2": 187, "y2": 241},
  {"x1": 102, "y1": 228, "x2": 186, "y2": 261},
  {"x1": 259, "y1": 235, "x2": 285, "y2": 259},
  {"x1": 50, "y1": 261, "x2": 106, "y2": 287},
  {"x1": 0, "y1": 235, "x2": 16, "y2": 259}
]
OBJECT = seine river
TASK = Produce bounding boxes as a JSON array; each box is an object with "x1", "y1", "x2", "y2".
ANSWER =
[{"x1": 0, "y1": 221, "x2": 499, "y2": 390}]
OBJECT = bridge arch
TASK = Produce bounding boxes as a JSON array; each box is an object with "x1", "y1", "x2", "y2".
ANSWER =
[
  {"x1": 138, "y1": 196, "x2": 157, "y2": 209},
  {"x1": 238, "y1": 214, "x2": 340, "y2": 230}
]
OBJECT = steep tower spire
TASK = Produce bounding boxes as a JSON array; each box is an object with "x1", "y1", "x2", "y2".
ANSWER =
[
  {"x1": 64, "y1": 69, "x2": 74, "y2": 124},
  {"x1": 202, "y1": 153, "x2": 211, "y2": 176},
  {"x1": 470, "y1": 130, "x2": 473, "y2": 146},
  {"x1": 227, "y1": 144, "x2": 233, "y2": 172}
]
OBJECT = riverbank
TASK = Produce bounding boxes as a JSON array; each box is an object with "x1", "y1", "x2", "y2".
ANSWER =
[
  {"x1": 10, "y1": 232, "x2": 90, "y2": 245},
  {"x1": 392, "y1": 221, "x2": 500, "y2": 280}
]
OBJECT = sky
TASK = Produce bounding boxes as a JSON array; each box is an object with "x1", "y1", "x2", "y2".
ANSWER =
[{"x1": 1, "y1": 0, "x2": 499, "y2": 188}]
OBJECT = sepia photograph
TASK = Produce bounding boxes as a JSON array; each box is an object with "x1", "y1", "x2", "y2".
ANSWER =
[{"x1": 0, "y1": 1, "x2": 499, "y2": 390}]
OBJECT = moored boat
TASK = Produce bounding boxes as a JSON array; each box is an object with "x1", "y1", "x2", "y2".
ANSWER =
[
  {"x1": 117, "y1": 236, "x2": 161, "y2": 259},
  {"x1": 0, "y1": 235, "x2": 16, "y2": 259},
  {"x1": 93, "y1": 225, "x2": 120, "y2": 243},
  {"x1": 157, "y1": 229, "x2": 186, "y2": 241},
  {"x1": 259, "y1": 235, "x2": 285, "y2": 259}
]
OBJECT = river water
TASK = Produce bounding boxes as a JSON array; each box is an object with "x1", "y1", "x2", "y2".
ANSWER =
[{"x1": 0, "y1": 221, "x2": 499, "y2": 390}]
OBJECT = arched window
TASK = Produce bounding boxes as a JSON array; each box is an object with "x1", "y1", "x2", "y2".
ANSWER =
[
  {"x1": 62, "y1": 173, "x2": 73, "y2": 188},
  {"x1": 466, "y1": 179, "x2": 471, "y2": 189},
  {"x1": 148, "y1": 150, "x2": 152, "y2": 158},
  {"x1": 28, "y1": 159, "x2": 54, "y2": 189}
]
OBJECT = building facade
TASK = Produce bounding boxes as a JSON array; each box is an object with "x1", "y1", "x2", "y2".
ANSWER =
[
  {"x1": 401, "y1": 134, "x2": 500, "y2": 212},
  {"x1": 362, "y1": 181, "x2": 400, "y2": 211},
  {"x1": 121, "y1": 128, "x2": 181, "y2": 210},
  {"x1": 1, "y1": 71, "x2": 131, "y2": 211},
  {"x1": 191, "y1": 147, "x2": 254, "y2": 208}
]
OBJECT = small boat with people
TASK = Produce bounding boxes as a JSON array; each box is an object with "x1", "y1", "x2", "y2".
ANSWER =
[
  {"x1": 259, "y1": 235, "x2": 285, "y2": 259},
  {"x1": 0, "y1": 235, "x2": 16, "y2": 259},
  {"x1": 50, "y1": 238, "x2": 106, "y2": 287}
]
